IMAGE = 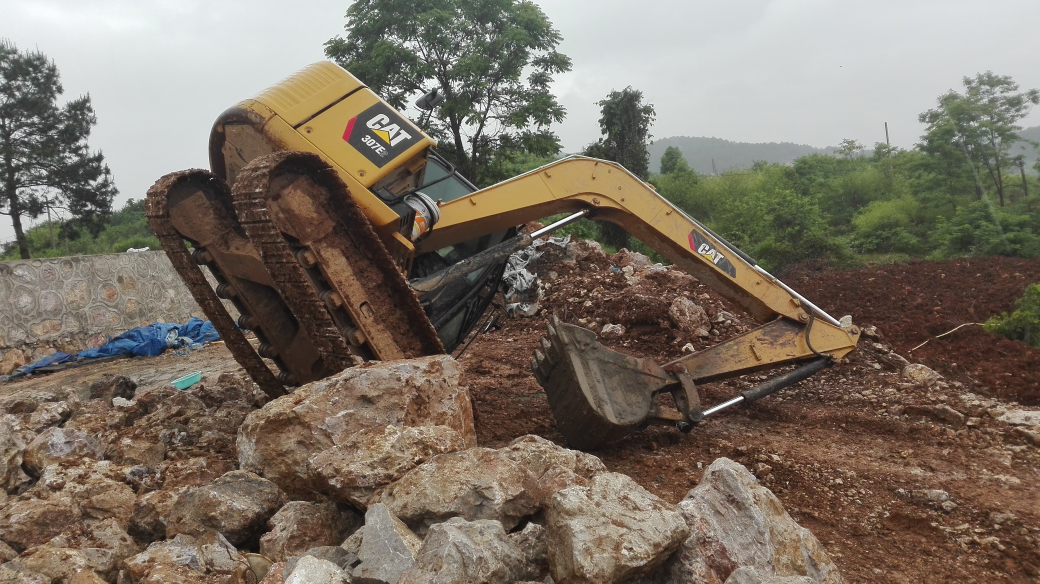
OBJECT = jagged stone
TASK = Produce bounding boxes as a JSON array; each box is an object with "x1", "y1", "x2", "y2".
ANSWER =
[
  {"x1": 379, "y1": 447, "x2": 537, "y2": 532},
  {"x1": 25, "y1": 401, "x2": 72, "y2": 432},
  {"x1": 130, "y1": 487, "x2": 190, "y2": 542},
  {"x1": 284, "y1": 546, "x2": 356, "y2": 578},
  {"x1": 643, "y1": 458, "x2": 842, "y2": 584},
  {"x1": 162, "y1": 457, "x2": 237, "y2": 489},
  {"x1": 238, "y1": 355, "x2": 476, "y2": 499},
  {"x1": 500, "y1": 435, "x2": 606, "y2": 507},
  {"x1": 902, "y1": 363, "x2": 941, "y2": 388},
  {"x1": 670, "y1": 296, "x2": 711, "y2": 338},
  {"x1": 122, "y1": 534, "x2": 204, "y2": 582},
  {"x1": 546, "y1": 472, "x2": 689, "y2": 584},
  {"x1": 166, "y1": 470, "x2": 284, "y2": 545},
  {"x1": 0, "y1": 498, "x2": 82, "y2": 552},
  {"x1": 17, "y1": 548, "x2": 93, "y2": 583},
  {"x1": 41, "y1": 518, "x2": 140, "y2": 579},
  {"x1": 0, "y1": 414, "x2": 32, "y2": 494},
  {"x1": 284, "y1": 555, "x2": 349, "y2": 584},
  {"x1": 22, "y1": 427, "x2": 103, "y2": 474},
  {"x1": 510, "y1": 521, "x2": 550, "y2": 582},
  {"x1": 353, "y1": 503, "x2": 421, "y2": 583},
  {"x1": 195, "y1": 530, "x2": 247, "y2": 576},
  {"x1": 68, "y1": 570, "x2": 108, "y2": 584},
  {"x1": 398, "y1": 517, "x2": 525, "y2": 584},
  {"x1": 310, "y1": 424, "x2": 466, "y2": 508},
  {"x1": 89, "y1": 375, "x2": 137, "y2": 403},
  {"x1": 259, "y1": 501, "x2": 361, "y2": 562},
  {"x1": 106, "y1": 436, "x2": 167, "y2": 467}
]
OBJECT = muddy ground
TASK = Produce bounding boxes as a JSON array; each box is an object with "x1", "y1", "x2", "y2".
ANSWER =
[{"x1": 3, "y1": 250, "x2": 1040, "y2": 583}]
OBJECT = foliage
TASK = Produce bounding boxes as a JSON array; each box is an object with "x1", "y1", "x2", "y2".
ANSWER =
[
  {"x1": 325, "y1": 0, "x2": 571, "y2": 186},
  {"x1": 985, "y1": 283, "x2": 1040, "y2": 347},
  {"x1": 0, "y1": 41, "x2": 117, "y2": 259},
  {"x1": 659, "y1": 146, "x2": 690, "y2": 175},
  {"x1": 928, "y1": 200, "x2": 1040, "y2": 259},
  {"x1": 919, "y1": 72, "x2": 1039, "y2": 207},
  {"x1": 581, "y1": 86, "x2": 655, "y2": 250},
  {"x1": 1, "y1": 199, "x2": 157, "y2": 260}
]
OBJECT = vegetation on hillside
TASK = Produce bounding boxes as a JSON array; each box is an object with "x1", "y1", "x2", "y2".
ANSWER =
[{"x1": 0, "y1": 199, "x2": 157, "y2": 260}]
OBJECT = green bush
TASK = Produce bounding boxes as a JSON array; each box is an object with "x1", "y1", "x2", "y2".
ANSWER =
[{"x1": 985, "y1": 283, "x2": 1040, "y2": 347}]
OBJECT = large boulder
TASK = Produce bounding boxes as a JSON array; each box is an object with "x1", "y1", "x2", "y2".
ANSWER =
[
  {"x1": 259, "y1": 501, "x2": 361, "y2": 562},
  {"x1": 379, "y1": 447, "x2": 537, "y2": 532},
  {"x1": 353, "y1": 503, "x2": 422, "y2": 584},
  {"x1": 500, "y1": 435, "x2": 605, "y2": 506},
  {"x1": 166, "y1": 470, "x2": 284, "y2": 545},
  {"x1": 310, "y1": 424, "x2": 466, "y2": 508},
  {"x1": 237, "y1": 355, "x2": 475, "y2": 499},
  {"x1": 644, "y1": 458, "x2": 842, "y2": 584},
  {"x1": 546, "y1": 472, "x2": 690, "y2": 584},
  {"x1": 32, "y1": 518, "x2": 140, "y2": 580},
  {"x1": 398, "y1": 517, "x2": 526, "y2": 584},
  {"x1": 22, "y1": 427, "x2": 103, "y2": 474},
  {"x1": 284, "y1": 555, "x2": 350, "y2": 584}
]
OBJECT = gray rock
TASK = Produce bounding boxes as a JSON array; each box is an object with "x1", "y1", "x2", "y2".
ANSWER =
[
  {"x1": 22, "y1": 427, "x2": 102, "y2": 474},
  {"x1": 260, "y1": 501, "x2": 361, "y2": 562},
  {"x1": 902, "y1": 364, "x2": 941, "y2": 387},
  {"x1": 500, "y1": 435, "x2": 606, "y2": 507},
  {"x1": 195, "y1": 530, "x2": 247, "y2": 576},
  {"x1": 645, "y1": 458, "x2": 842, "y2": 584},
  {"x1": 999, "y1": 409, "x2": 1040, "y2": 427},
  {"x1": 379, "y1": 447, "x2": 537, "y2": 532},
  {"x1": 670, "y1": 296, "x2": 711, "y2": 338},
  {"x1": 166, "y1": 470, "x2": 284, "y2": 545},
  {"x1": 398, "y1": 517, "x2": 525, "y2": 584},
  {"x1": 89, "y1": 375, "x2": 137, "y2": 403},
  {"x1": 0, "y1": 565, "x2": 48, "y2": 584},
  {"x1": 310, "y1": 424, "x2": 466, "y2": 508},
  {"x1": 238, "y1": 355, "x2": 476, "y2": 499},
  {"x1": 546, "y1": 472, "x2": 689, "y2": 584},
  {"x1": 122, "y1": 534, "x2": 204, "y2": 582},
  {"x1": 25, "y1": 401, "x2": 72, "y2": 432},
  {"x1": 0, "y1": 415, "x2": 32, "y2": 493},
  {"x1": 284, "y1": 546, "x2": 357, "y2": 578},
  {"x1": 353, "y1": 503, "x2": 421, "y2": 584},
  {"x1": 284, "y1": 555, "x2": 350, "y2": 584},
  {"x1": 509, "y1": 521, "x2": 550, "y2": 582}
]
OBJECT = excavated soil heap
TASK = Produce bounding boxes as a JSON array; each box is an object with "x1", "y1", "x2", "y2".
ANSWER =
[{"x1": 783, "y1": 257, "x2": 1040, "y2": 405}]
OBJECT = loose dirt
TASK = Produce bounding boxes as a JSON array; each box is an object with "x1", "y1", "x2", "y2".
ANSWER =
[{"x1": 464, "y1": 248, "x2": 1040, "y2": 584}]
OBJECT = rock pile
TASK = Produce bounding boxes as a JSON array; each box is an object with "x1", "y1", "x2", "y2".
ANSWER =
[{"x1": 0, "y1": 350, "x2": 842, "y2": 583}]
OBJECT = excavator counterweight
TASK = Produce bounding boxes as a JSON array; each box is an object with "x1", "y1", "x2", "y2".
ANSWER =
[{"x1": 149, "y1": 61, "x2": 860, "y2": 450}]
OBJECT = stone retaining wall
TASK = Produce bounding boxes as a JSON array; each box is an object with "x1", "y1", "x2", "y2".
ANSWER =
[{"x1": 0, "y1": 251, "x2": 225, "y2": 359}]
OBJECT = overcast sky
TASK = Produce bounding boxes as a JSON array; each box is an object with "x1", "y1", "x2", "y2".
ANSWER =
[{"x1": 3, "y1": 0, "x2": 1040, "y2": 246}]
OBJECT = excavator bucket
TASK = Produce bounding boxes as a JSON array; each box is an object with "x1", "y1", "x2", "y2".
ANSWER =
[{"x1": 531, "y1": 316, "x2": 676, "y2": 450}]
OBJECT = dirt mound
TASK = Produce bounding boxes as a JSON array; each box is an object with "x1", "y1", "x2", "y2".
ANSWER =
[{"x1": 784, "y1": 257, "x2": 1040, "y2": 405}]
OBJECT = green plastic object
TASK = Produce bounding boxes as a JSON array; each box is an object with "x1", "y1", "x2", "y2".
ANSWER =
[{"x1": 171, "y1": 371, "x2": 202, "y2": 390}]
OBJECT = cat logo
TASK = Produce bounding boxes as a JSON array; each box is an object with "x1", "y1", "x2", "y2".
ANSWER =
[
  {"x1": 688, "y1": 230, "x2": 737, "y2": 278},
  {"x1": 342, "y1": 103, "x2": 419, "y2": 168}
]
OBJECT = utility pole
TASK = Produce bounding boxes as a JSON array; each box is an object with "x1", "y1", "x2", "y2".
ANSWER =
[
  {"x1": 711, "y1": 158, "x2": 718, "y2": 176},
  {"x1": 885, "y1": 122, "x2": 890, "y2": 145}
]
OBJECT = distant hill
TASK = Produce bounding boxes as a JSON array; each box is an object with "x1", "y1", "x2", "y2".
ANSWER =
[
  {"x1": 649, "y1": 125, "x2": 1039, "y2": 175},
  {"x1": 648, "y1": 136, "x2": 837, "y2": 174}
]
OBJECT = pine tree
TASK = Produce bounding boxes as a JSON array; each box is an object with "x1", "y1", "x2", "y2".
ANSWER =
[{"x1": 1, "y1": 41, "x2": 116, "y2": 259}]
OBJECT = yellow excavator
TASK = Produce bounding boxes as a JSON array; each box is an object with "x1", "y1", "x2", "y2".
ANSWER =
[{"x1": 147, "y1": 62, "x2": 860, "y2": 450}]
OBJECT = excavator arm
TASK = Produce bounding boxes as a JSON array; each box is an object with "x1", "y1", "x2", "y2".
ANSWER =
[{"x1": 418, "y1": 156, "x2": 860, "y2": 449}]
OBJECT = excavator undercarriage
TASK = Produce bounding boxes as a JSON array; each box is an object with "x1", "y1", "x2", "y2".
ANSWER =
[{"x1": 148, "y1": 61, "x2": 860, "y2": 450}]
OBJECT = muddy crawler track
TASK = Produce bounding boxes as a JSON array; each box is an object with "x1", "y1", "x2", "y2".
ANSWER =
[
  {"x1": 145, "y1": 170, "x2": 285, "y2": 399},
  {"x1": 231, "y1": 157, "x2": 356, "y2": 378},
  {"x1": 232, "y1": 152, "x2": 442, "y2": 361}
]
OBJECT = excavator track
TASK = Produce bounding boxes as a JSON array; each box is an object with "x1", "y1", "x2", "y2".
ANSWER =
[
  {"x1": 145, "y1": 171, "x2": 286, "y2": 399},
  {"x1": 231, "y1": 151, "x2": 443, "y2": 362}
]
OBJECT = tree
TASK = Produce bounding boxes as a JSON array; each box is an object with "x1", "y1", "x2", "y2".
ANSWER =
[
  {"x1": 582, "y1": 87, "x2": 655, "y2": 249},
  {"x1": 325, "y1": 0, "x2": 571, "y2": 186},
  {"x1": 659, "y1": 145, "x2": 691, "y2": 175},
  {"x1": 919, "y1": 72, "x2": 1039, "y2": 207},
  {"x1": 1, "y1": 41, "x2": 116, "y2": 259}
]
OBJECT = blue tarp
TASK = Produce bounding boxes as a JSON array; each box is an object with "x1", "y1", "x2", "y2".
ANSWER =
[{"x1": 7, "y1": 317, "x2": 220, "y2": 380}]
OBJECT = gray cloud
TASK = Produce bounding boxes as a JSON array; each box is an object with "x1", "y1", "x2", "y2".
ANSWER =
[{"x1": 2, "y1": 0, "x2": 1039, "y2": 244}]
